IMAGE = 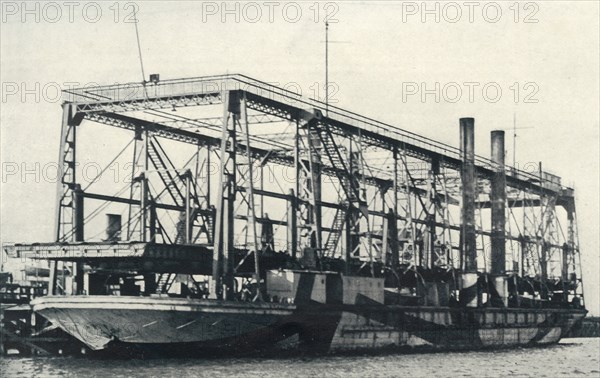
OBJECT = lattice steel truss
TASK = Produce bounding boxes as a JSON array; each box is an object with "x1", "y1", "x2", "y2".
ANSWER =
[{"x1": 52, "y1": 74, "x2": 584, "y2": 305}]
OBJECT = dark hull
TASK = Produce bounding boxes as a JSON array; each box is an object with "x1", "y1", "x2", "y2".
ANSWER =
[{"x1": 32, "y1": 296, "x2": 586, "y2": 358}]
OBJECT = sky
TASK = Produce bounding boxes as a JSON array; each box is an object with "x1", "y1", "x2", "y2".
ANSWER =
[{"x1": 1, "y1": 1, "x2": 598, "y2": 314}]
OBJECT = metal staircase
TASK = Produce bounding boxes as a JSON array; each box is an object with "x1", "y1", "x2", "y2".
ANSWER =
[
  {"x1": 146, "y1": 137, "x2": 216, "y2": 244},
  {"x1": 156, "y1": 273, "x2": 176, "y2": 294},
  {"x1": 314, "y1": 125, "x2": 360, "y2": 202},
  {"x1": 324, "y1": 207, "x2": 346, "y2": 256},
  {"x1": 147, "y1": 138, "x2": 185, "y2": 207}
]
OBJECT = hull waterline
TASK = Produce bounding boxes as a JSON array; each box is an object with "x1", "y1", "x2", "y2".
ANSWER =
[{"x1": 32, "y1": 296, "x2": 586, "y2": 357}]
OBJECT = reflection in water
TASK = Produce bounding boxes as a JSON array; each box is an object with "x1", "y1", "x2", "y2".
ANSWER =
[{"x1": 1, "y1": 338, "x2": 599, "y2": 378}]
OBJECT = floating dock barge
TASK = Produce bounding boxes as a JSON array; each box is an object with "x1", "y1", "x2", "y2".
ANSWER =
[{"x1": 2, "y1": 74, "x2": 586, "y2": 357}]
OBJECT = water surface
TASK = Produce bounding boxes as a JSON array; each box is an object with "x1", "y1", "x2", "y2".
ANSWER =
[{"x1": 1, "y1": 338, "x2": 598, "y2": 377}]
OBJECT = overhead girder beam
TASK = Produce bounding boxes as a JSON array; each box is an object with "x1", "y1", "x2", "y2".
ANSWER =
[
  {"x1": 85, "y1": 111, "x2": 571, "y2": 218},
  {"x1": 143, "y1": 110, "x2": 293, "y2": 151},
  {"x1": 70, "y1": 85, "x2": 571, "y2": 202},
  {"x1": 84, "y1": 112, "x2": 458, "y2": 206},
  {"x1": 242, "y1": 92, "x2": 568, "y2": 199},
  {"x1": 66, "y1": 72, "x2": 566, "y2": 198},
  {"x1": 74, "y1": 91, "x2": 223, "y2": 113},
  {"x1": 158, "y1": 113, "x2": 284, "y2": 130}
]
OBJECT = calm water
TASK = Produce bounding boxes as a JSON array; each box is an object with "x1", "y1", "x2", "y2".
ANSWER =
[{"x1": 1, "y1": 338, "x2": 599, "y2": 377}]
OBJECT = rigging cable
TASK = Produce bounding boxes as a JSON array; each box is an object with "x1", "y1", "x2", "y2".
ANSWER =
[{"x1": 132, "y1": 7, "x2": 148, "y2": 97}]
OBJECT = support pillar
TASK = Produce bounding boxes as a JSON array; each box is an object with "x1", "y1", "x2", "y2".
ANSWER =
[
  {"x1": 72, "y1": 185, "x2": 84, "y2": 294},
  {"x1": 562, "y1": 242, "x2": 570, "y2": 281},
  {"x1": 287, "y1": 189, "x2": 297, "y2": 258},
  {"x1": 540, "y1": 242, "x2": 549, "y2": 281},
  {"x1": 312, "y1": 132, "x2": 322, "y2": 252},
  {"x1": 428, "y1": 159, "x2": 439, "y2": 269},
  {"x1": 392, "y1": 147, "x2": 399, "y2": 270},
  {"x1": 383, "y1": 208, "x2": 399, "y2": 269},
  {"x1": 51, "y1": 103, "x2": 81, "y2": 295},
  {"x1": 564, "y1": 204, "x2": 578, "y2": 292},
  {"x1": 184, "y1": 170, "x2": 192, "y2": 244},
  {"x1": 139, "y1": 173, "x2": 148, "y2": 242},
  {"x1": 148, "y1": 203, "x2": 157, "y2": 241},
  {"x1": 296, "y1": 111, "x2": 322, "y2": 266},
  {"x1": 211, "y1": 91, "x2": 237, "y2": 300},
  {"x1": 346, "y1": 148, "x2": 362, "y2": 259}
]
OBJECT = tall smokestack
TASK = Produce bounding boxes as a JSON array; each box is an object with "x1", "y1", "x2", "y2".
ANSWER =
[
  {"x1": 460, "y1": 118, "x2": 478, "y2": 307},
  {"x1": 490, "y1": 130, "x2": 506, "y2": 274},
  {"x1": 460, "y1": 118, "x2": 477, "y2": 271},
  {"x1": 490, "y1": 130, "x2": 508, "y2": 306}
]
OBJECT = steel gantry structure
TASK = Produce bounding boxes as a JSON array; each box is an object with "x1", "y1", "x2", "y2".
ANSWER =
[{"x1": 24, "y1": 73, "x2": 583, "y2": 306}]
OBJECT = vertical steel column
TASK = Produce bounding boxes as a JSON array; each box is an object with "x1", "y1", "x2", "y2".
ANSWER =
[
  {"x1": 345, "y1": 136, "x2": 355, "y2": 268},
  {"x1": 296, "y1": 111, "x2": 322, "y2": 265},
  {"x1": 389, "y1": 208, "x2": 399, "y2": 268},
  {"x1": 140, "y1": 173, "x2": 148, "y2": 242},
  {"x1": 540, "y1": 242, "x2": 549, "y2": 281},
  {"x1": 293, "y1": 119, "x2": 301, "y2": 260},
  {"x1": 311, "y1": 130, "x2": 323, "y2": 252},
  {"x1": 185, "y1": 170, "x2": 191, "y2": 243},
  {"x1": 72, "y1": 185, "x2": 84, "y2": 242},
  {"x1": 223, "y1": 176, "x2": 235, "y2": 300},
  {"x1": 563, "y1": 207, "x2": 575, "y2": 282},
  {"x1": 140, "y1": 130, "x2": 149, "y2": 242},
  {"x1": 126, "y1": 128, "x2": 148, "y2": 241},
  {"x1": 194, "y1": 145, "x2": 213, "y2": 244},
  {"x1": 538, "y1": 162, "x2": 550, "y2": 287},
  {"x1": 205, "y1": 147, "x2": 214, "y2": 243},
  {"x1": 459, "y1": 118, "x2": 478, "y2": 307},
  {"x1": 224, "y1": 95, "x2": 237, "y2": 301},
  {"x1": 72, "y1": 184, "x2": 84, "y2": 294},
  {"x1": 54, "y1": 103, "x2": 79, "y2": 241},
  {"x1": 206, "y1": 147, "x2": 212, "y2": 208},
  {"x1": 239, "y1": 92, "x2": 261, "y2": 298},
  {"x1": 561, "y1": 242, "x2": 569, "y2": 282},
  {"x1": 381, "y1": 208, "x2": 389, "y2": 265},
  {"x1": 346, "y1": 146, "x2": 361, "y2": 259},
  {"x1": 212, "y1": 91, "x2": 237, "y2": 300},
  {"x1": 428, "y1": 159, "x2": 440, "y2": 269},
  {"x1": 378, "y1": 186, "x2": 388, "y2": 262},
  {"x1": 391, "y1": 146, "x2": 399, "y2": 269},
  {"x1": 149, "y1": 202, "x2": 157, "y2": 241},
  {"x1": 287, "y1": 189, "x2": 298, "y2": 258},
  {"x1": 51, "y1": 103, "x2": 80, "y2": 295}
]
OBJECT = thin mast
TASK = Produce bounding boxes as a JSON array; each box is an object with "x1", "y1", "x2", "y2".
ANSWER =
[{"x1": 325, "y1": 20, "x2": 329, "y2": 117}]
